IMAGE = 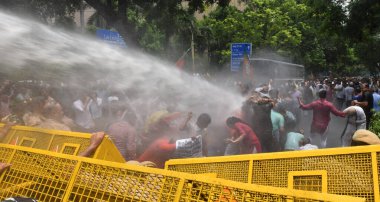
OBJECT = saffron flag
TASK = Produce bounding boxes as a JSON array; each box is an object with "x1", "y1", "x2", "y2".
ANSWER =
[{"x1": 175, "y1": 47, "x2": 191, "y2": 70}]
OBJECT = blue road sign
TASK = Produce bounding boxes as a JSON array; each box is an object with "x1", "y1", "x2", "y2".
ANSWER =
[
  {"x1": 96, "y1": 29, "x2": 127, "y2": 48},
  {"x1": 231, "y1": 43, "x2": 252, "y2": 72}
]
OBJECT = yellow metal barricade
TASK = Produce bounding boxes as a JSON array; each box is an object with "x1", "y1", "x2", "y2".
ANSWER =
[
  {"x1": 0, "y1": 124, "x2": 125, "y2": 163},
  {"x1": 0, "y1": 144, "x2": 365, "y2": 202},
  {"x1": 166, "y1": 145, "x2": 380, "y2": 201}
]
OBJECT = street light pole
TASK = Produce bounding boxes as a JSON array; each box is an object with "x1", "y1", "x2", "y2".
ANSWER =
[
  {"x1": 191, "y1": 30, "x2": 195, "y2": 74},
  {"x1": 80, "y1": 0, "x2": 85, "y2": 33}
]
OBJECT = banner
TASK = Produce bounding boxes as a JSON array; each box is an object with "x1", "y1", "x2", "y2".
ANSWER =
[{"x1": 173, "y1": 135, "x2": 202, "y2": 158}]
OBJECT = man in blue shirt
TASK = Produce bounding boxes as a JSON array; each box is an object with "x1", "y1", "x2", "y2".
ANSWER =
[{"x1": 373, "y1": 89, "x2": 380, "y2": 112}]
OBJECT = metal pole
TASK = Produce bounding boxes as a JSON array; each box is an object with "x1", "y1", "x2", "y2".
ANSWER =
[
  {"x1": 80, "y1": 0, "x2": 85, "y2": 33},
  {"x1": 191, "y1": 31, "x2": 195, "y2": 73}
]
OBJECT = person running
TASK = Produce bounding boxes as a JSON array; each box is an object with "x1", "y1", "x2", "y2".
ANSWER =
[
  {"x1": 298, "y1": 89, "x2": 345, "y2": 148},
  {"x1": 225, "y1": 116, "x2": 262, "y2": 154}
]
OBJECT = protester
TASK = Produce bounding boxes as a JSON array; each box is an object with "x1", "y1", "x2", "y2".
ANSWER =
[
  {"x1": 72, "y1": 92, "x2": 95, "y2": 132},
  {"x1": 2, "y1": 75, "x2": 380, "y2": 168},
  {"x1": 334, "y1": 80, "x2": 345, "y2": 110},
  {"x1": 249, "y1": 92, "x2": 277, "y2": 152},
  {"x1": 271, "y1": 108, "x2": 285, "y2": 147},
  {"x1": 180, "y1": 112, "x2": 212, "y2": 156},
  {"x1": 344, "y1": 82, "x2": 355, "y2": 107},
  {"x1": 298, "y1": 89, "x2": 345, "y2": 148},
  {"x1": 38, "y1": 102, "x2": 74, "y2": 131},
  {"x1": 22, "y1": 96, "x2": 45, "y2": 127},
  {"x1": 284, "y1": 130, "x2": 304, "y2": 151},
  {"x1": 105, "y1": 103, "x2": 137, "y2": 161},
  {"x1": 353, "y1": 83, "x2": 373, "y2": 128},
  {"x1": 88, "y1": 91, "x2": 103, "y2": 130},
  {"x1": 299, "y1": 137, "x2": 318, "y2": 150},
  {"x1": 373, "y1": 89, "x2": 380, "y2": 112},
  {"x1": 137, "y1": 111, "x2": 180, "y2": 168},
  {"x1": 225, "y1": 116, "x2": 262, "y2": 154}
]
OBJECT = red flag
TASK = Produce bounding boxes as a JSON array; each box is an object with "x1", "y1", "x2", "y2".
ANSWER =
[
  {"x1": 175, "y1": 57, "x2": 186, "y2": 70},
  {"x1": 175, "y1": 47, "x2": 191, "y2": 71}
]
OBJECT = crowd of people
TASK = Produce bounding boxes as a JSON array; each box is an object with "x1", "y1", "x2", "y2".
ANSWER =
[{"x1": 0, "y1": 76, "x2": 380, "y2": 169}]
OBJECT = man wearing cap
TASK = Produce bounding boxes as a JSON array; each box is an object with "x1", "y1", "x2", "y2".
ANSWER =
[
  {"x1": 298, "y1": 89, "x2": 345, "y2": 148},
  {"x1": 138, "y1": 110, "x2": 181, "y2": 168}
]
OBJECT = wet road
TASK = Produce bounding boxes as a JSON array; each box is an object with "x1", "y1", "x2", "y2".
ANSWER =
[{"x1": 299, "y1": 110, "x2": 347, "y2": 148}]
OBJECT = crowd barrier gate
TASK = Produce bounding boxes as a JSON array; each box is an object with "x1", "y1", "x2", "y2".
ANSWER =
[
  {"x1": 166, "y1": 145, "x2": 380, "y2": 201},
  {"x1": 0, "y1": 143, "x2": 365, "y2": 202},
  {"x1": 0, "y1": 124, "x2": 125, "y2": 163}
]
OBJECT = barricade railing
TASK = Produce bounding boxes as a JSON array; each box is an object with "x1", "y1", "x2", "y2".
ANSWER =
[
  {"x1": 165, "y1": 145, "x2": 380, "y2": 201},
  {"x1": 0, "y1": 144, "x2": 365, "y2": 202},
  {"x1": 0, "y1": 124, "x2": 125, "y2": 163}
]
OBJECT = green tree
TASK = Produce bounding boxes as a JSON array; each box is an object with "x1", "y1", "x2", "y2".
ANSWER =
[
  {"x1": 0, "y1": 0, "x2": 81, "y2": 28},
  {"x1": 197, "y1": 0, "x2": 359, "y2": 75},
  {"x1": 84, "y1": 0, "x2": 231, "y2": 50},
  {"x1": 346, "y1": 0, "x2": 380, "y2": 74},
  {"x1": 198, "y1": 0, "x2": 307, "y2": 68}
]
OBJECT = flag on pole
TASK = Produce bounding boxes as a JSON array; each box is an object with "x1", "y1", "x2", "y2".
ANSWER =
[{"x1": 175, "y1": 47, "x2": 191, "y2": 70}]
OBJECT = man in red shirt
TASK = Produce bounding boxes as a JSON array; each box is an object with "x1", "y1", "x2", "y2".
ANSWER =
[
  {"x1": 298, "y1": 89, "x2": 345, "y2": 148},
  {"x1": 138, "y1": 111, "x2": 180, "y2": 168}
]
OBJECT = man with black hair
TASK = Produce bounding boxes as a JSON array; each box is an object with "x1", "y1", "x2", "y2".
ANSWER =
[
  {"x1": 353, "y1": 83, "x2": 373, "y2": 128},
  {"x1": 105, "y1": 102, "x2": 136, "y2": 161},
  {"x1": 298, "y1": 89, "x2": 345, "y2": 148},
  {"x1": 180, "y1": 112, "x2": 212, "y2": 156},
  {"x1": 343, "y1": 82, "x2": 354, "y2": 108},
  {"x1": 334, "y1": 80, "x2": 345, "y2": 110}
]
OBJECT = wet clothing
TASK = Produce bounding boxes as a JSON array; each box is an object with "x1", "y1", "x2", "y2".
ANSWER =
[
  {"x1": 334, "y1": 84, "x2": 345, "y2": 110},
  {"x1": 138, "y1": 136, "x2": 176, "y2": 168},
  {"x1": 300, "y1": 99, "x2": 345, "y2": 134},
  {"x1": 271, "y1": 110, "x2": 284, "y2": 143},
  {"x1": 233, "y1": 122, "x2": 262, "y2": 154},
  {"x1": 185, "y1": 122, "x2": 209, "y2": 156},
  {"x1": 299, "y1": 144, "x2": 318, "y2": 150},
  {"x1": 373, "y1": 93, "x2": 380, "y2": 112},
  {"x1": 300, "y1": 98, "x2": 345, "y2": 148},
  {"x1": 73, "y1": 99, "x2": 95, "y2": 130},
  {"x1": 344, "y1": 86, "x2": 354, "y2": 107},
  {"x1": 252, "y1": 102, "x2": 276, "y2": 152},
  {"x1": 358, "y1": 91, "x2": 373, "y2": 128},
  {"x1": 106, "y1": 120, "x2": 136, "y2": 160},
  {"x1": 89, "y1": 97, "x2": 103, "y2": 119},
  {"x1": 284, "y1": 132, "x2": 304, "y2": 150}
]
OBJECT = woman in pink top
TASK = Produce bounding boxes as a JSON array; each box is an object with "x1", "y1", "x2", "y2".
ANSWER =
[{"x1": 226, "y1": 117, "x2": 262, "y2": 154}]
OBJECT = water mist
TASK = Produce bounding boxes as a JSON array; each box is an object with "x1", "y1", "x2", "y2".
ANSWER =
[{"x1": 0, "y1": 11, "x2": 243, "y2": 137}]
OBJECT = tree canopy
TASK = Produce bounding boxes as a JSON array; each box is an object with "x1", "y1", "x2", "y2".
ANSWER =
[{"x1": 0, "y1": 0, "x2": 379, "y2": 76}]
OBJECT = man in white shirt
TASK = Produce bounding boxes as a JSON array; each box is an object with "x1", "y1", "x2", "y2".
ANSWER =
[
  {"x1": 334, "y1": 81, "x2": 345, "y2": 110},
  {"x1": 73, "y1": 93, "x2": 95, "y2": 132},
  {"x1": 180, "y1": 112, "x2": 212, "y2": 156},
  {"x1": 341, "y1": 106, "x2": 366, "y2": 147},
  {"x1": 343, "y1": 82, "x2": 355, "y2": 108}
]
